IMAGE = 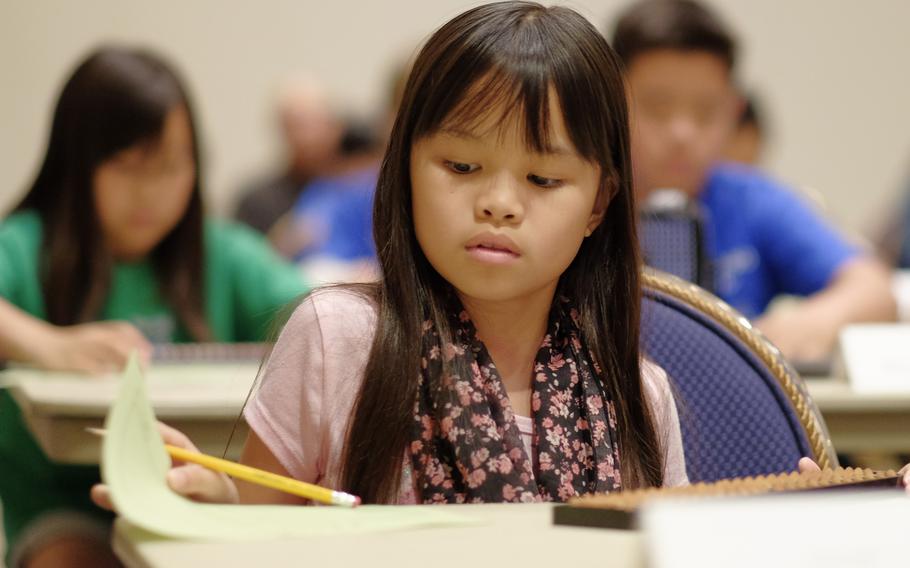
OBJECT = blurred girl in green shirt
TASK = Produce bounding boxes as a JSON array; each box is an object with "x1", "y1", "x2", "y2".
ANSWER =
[{"x1": 0, "y1": 46, "x2": 307, "y2": 567}]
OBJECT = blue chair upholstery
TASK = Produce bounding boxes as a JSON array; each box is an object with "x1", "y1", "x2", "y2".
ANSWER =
[{"x1": 640, "y1": 270, "x2": 836, "y2": 483}]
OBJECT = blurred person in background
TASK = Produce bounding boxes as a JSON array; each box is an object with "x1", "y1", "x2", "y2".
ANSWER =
[
  {"x1": 232, "y1": 76, "x2": 343, "y2": 242},
  {"x1": 283, "y1": 62, "x2": 409, "y2": 283},
  {"x1": 610, "y1": 0, "x2": 895, "y2": 361},
  {"x1": 0, "y1": 46, "x2": 306, "y2": 568}
]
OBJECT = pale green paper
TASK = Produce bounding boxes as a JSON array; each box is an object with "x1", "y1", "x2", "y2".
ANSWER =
[{"x1": 101, "y1": 356, "x2": 476, "y2": 541}]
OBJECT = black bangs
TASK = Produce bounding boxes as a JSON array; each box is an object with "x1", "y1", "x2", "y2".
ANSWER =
[
  {"x1": 432, "y1": 68, "x2": 554, "y2": 154},
  {"x1": 78, "y1": 49, "x2": 186, "y2": 164},
  {"x1": 407, "y1": 2, "x2": 621, "y2": 166}
]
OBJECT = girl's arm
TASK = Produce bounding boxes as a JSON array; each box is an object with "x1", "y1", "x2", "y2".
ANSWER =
[
  {"x1": 235, "y1": 430, "x2": 308, "y2": 504},
  {"x1": 0, "y1": 296, "x2": 61, "y2": 362},
  {"x1": 0, "y1": 297, "x2": 151, "y2": 373},
  {"x1": 755, "y1": 256, "x2": 896, "y2": 361}
]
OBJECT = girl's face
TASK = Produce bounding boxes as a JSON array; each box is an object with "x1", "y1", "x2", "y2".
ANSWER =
[
  {"x1": 411, "y1": 92, "x2": 604, "y2": 305},
  {"x1": 93, "y1": 106, "x2": 196, "y2": 261}
]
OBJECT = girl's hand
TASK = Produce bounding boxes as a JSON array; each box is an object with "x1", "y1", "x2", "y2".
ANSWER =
[
  {"x1": 157, "y1": 422, "x2": 240, "y2": 503},
  {"x1": 37, "y1": 321, "x2": 152, "y2": 374},
  {"x1": 797, "y1": 457, "x2": 822, "y2": 474},
  {"x1": 900, "y1": 464, "x2": 910, "y2": 492},
  {"x1": 798, "y1": 457, "x2": 910, "y2": 495},
  {"x1": 91, "y1": 422, "x2": 240, "y2": 511}
]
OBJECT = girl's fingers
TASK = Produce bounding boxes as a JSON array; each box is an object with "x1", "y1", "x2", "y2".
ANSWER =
[
  {"x1": 106, "y1": 321, "x2": 151, "y2": 348},
  {"x1": 84, "y1": 322, "x2": 151, "y2": 370},
  {"x1": 166, "y1": 464, "x2": 238, "y2": 504},
  {"x1": 90, "y1": 483, "x2": 115, "y2": 511},
  {"x1": 93, "y1": 336, "x2": 134, "y2": 370},
  {"x1": 157, "y1": 421, "x2": 200, "y2": 453},
  {"x1": 73, "y1": 341, "x2": 122, "y2": 375},
  {"x1": 80, "y1": 351, "x2": 113, "y2": 375},
  {"x1": 798, "y1": 457, "x2": 821, "y2": 473}
]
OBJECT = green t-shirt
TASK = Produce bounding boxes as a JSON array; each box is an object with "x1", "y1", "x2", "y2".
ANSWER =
[
  {"x1": 0, "y1": 210, "x2": 308, "y2": 554},
  {"x1": 0, "y1": 209, "x2": 307, "y2": 341}
]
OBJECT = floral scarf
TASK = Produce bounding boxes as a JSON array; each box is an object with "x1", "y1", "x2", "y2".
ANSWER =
[{"x1": 409, "y1": 296, "x2": 623, "y2": 503}]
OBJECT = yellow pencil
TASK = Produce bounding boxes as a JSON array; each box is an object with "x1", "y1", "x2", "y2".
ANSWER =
[{"x1": 88, "y1": 428, "x2": 361, "y2": 507}]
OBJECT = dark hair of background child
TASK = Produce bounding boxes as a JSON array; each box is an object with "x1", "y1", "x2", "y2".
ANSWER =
[{"x1": 611, "y1": 0, "x2": 736, "y2": 70}]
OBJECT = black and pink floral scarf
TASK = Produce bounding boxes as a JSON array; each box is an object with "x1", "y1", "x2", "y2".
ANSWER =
[{"x1": 409, "y1": 295, "x2": 623, "y2": 503}]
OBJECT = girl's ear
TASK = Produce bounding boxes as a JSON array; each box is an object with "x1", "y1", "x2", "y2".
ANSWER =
[{"x1": 586, "y1": 173, "x2": 617, "y2": 236}]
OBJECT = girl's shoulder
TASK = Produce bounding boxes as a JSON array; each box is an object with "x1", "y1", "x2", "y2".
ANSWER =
[
  {"x1": 0, "y1": 210, "x2": 44, "y2": 272},
  {"x1": 281, "y1": 286, "x2": 379, "y2": 352},
  {"x1": 640, "y1": 359, "x2": 671, "y2": 399},
  {"x1": 246, "y1": 286, "x2": 379, "y2": 485},
  {"x1": 640, "y1": 359, "x2": 690, "y2": 487},
  {"x1": 0, "y1": 209, "x2": 43, "y2": 243}
]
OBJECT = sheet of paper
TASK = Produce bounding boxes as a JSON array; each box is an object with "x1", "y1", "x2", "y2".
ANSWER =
[
  {"x1": 641, "y1": 490, "x2": 910, "y2": 568},
  {"x1": 839, "y1": 324, "x2": 910, "y2": 393},
  {"x1": 102, "y1": 356, "x2": 476, "y2": 541}
]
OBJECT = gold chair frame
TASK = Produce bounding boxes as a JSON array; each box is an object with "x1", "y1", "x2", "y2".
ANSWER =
[{"x1": 642, "y1": 268, "x2": 837, "y2": 469}]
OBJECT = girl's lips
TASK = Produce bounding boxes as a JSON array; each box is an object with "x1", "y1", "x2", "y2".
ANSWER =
[
  {"x1": 465, "y1": 245, "x2": 520, "y2": 265},
  {"x1": 464, "y1": 231, "x2": 521, "y2": 265},
  {"x1": 464, "y1": 232, "x2": 521, "y2": 256}
]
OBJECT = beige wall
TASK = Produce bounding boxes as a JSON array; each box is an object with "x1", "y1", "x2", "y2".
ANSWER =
[{"x1": 2, "y1": 0, "x2": 909, "y2": 236}]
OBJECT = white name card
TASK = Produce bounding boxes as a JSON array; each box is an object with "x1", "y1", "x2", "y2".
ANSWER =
[{"x1": 839, "y1": 324, "x2": 910, "y2": 393}]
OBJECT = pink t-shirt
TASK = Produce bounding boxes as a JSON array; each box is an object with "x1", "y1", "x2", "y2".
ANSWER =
[{"x1": 245, "y1": 289, "x2": 689, "y2": 502}]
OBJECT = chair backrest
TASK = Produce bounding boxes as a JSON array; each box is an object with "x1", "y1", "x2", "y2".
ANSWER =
[
  {"x1": 639, "y1": 190, "x2": 714, "y2": 292},
  {"x1": 640, "y1": 270, "x2": 836, "y2": 482}
]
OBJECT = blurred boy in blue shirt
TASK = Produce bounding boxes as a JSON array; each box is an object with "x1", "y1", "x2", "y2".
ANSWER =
[{"x1": 610, "y1": 0, "x2": 895, "y2": 360}]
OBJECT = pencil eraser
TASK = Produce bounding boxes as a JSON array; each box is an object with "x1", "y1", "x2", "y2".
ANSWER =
[{"x1": 354, "y1": 496, "x2": 362, "y2": 507}]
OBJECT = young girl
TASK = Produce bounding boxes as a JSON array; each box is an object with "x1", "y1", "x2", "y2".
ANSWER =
[
  {"x1": 0, "y1": 47, "x2": 306, "y2": 566},
  {"x1": 95, "y1": 1, "x2": 690, "y2": 511}
]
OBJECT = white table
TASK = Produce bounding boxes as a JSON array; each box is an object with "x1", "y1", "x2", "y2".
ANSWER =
[
  {"x1": 806, "y1": 379, "x2": 910, "y2": 454},
  {"x1": 112, "y1": 503, "x2": 644, "y2": 568},
  {"x1": 3, "y1": 363, "x2": 258, "y2": 463}
]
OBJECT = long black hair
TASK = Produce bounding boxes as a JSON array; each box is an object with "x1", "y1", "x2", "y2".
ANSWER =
[
  {"x1": 341, "y1": 1, "x2": 662, "y2": 502},
  {"x1": 15, "y1": 46, "x2": 210, "y2": 340}
]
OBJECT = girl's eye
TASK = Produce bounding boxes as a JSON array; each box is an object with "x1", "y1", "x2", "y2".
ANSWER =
[
  {"x1": 527, "y1": 173, "x2": 563, "y2": 189},
  {"x1": 444, "y1": 160, "x2": 479, "y2": 174}
]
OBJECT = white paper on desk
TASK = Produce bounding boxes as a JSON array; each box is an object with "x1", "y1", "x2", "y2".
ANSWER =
[
  {"x1": 641, "y1": 490, "x2": 910, "y2": 568},
  {"x1": 101, "y1": 356, "x2": 476, "y2": 541},
  {"x1": 839, "y1": 324, "x2": 910, "y2": 393}
]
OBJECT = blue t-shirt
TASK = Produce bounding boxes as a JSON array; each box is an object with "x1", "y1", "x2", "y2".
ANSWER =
[
  {"x1": 292, "y1": 167, "x2": 376, "y2": 262},
  {"x1": 699, "y1": 163, "x2": 859, "y2": 318}
]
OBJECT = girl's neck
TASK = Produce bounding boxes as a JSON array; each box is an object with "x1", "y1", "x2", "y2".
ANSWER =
[{"x1": 458, "y1": 285, "x2": 556, "y2": 414}]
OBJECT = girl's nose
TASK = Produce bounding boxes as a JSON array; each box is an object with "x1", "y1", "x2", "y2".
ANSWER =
[{"x1": 475, "y1": 177, "x2": 525, "y2": 224}]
